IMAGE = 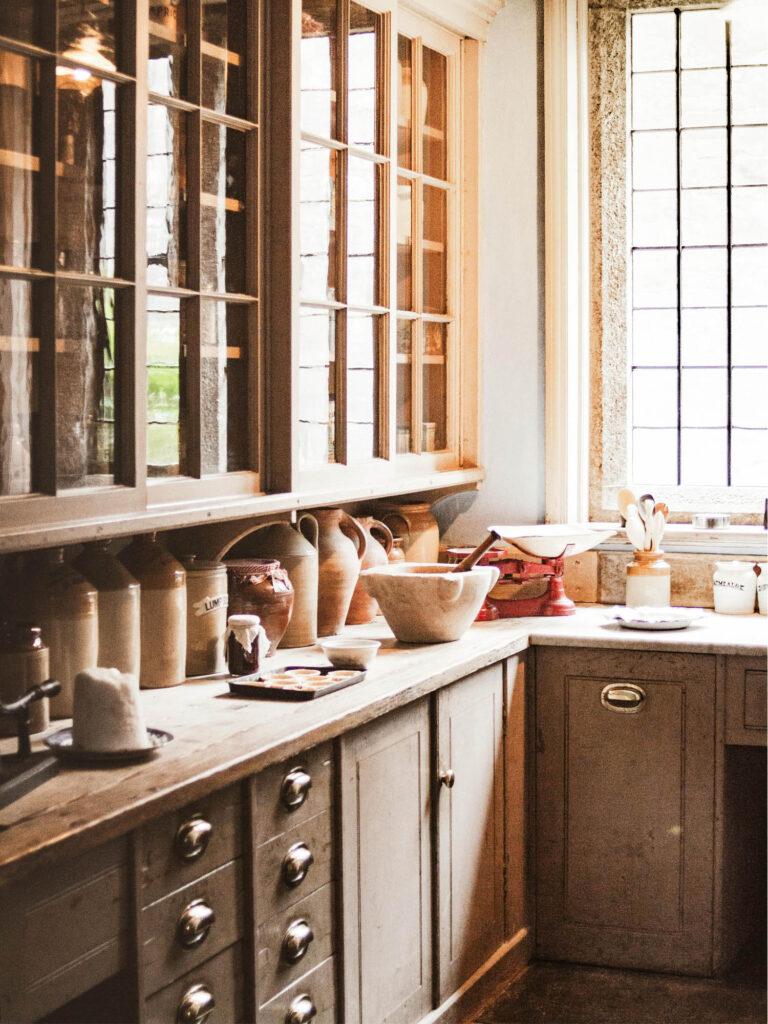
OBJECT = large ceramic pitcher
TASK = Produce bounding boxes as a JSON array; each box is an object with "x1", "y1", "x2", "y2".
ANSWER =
[
  {"x1": 347, "y1": 518, "x2": 393, "y2": 625},
  {"x1": 314, "y1": 509, "x2": 367, "y2": 636},
  {"x1": 376, "y1": 501, "x2": 439, "y2": 563},
  {"x1": 229, "y1": 515, "x2": 319, "y2": 647}
]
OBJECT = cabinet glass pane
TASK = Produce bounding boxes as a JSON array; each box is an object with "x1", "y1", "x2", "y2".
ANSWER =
[
  {"x1": 0, "y1": 4, "x2": 42, "y2": 46},
  {"x1": 349, "y1": 4, "x2": 377, "y2": 153},
  {"x1": 347, "y1": 312, "x2": 378, "y2": 461},
  {"x1": 422, "y1": 322, "x2": 446, "y2": 451},
  {"x1": 397, "y1": 177, "x2": 413, "y2": 310},
  {"x1": 147, "y1": 293, "x2": 186, "y2": 476},
  {"x1": 58, "y1": 0, "x2": 117, "y2": 74},
  {"x1": 301, "y1": 0, "x2": 337, "y2": 139},
  {"x1": 56, "y1": 284, "x2": 117, "y2": 489},
  {"x1": 423, "y1": 184, "x2": 446, "y2": 314},
  {"x1": 200, "y1": 300, "x2": 249, "y2": 473},
  {"x1": 300, "y1": 142, "x2": 337, "y2": 301},
  {"x1": 0, "y1": 278, "x2": 38, "y2": 496},
  {"x1": 396, "y1": 319, "x2": 413, "y2": 453},
  {"x1": 56, "y1": 71, "x2": 117, "y2": 277},
  {"x1": 201, "y1": 0, "x2": 247, "y2": 118},
  {"x1": 397, "y1": 35, "x2": 412, "y2": 169},
  {"x1": 347, "y1": 155, "x2": 376, "y2": 306},
  {"x1": 299, "y1": 307, "x2": 335, "y2": 464},
  {"x1": 422, "y1": 46, "x2": 446, "y2": 180},
  {"x1": 148, "y1": 0, "x2": 187, "y2": 100},
  {"x1": 147, "y1": 103, "x2": 187, "y2": 288},
  {"x1": 201, "y1": 122, "x2": 247, "y2": 295},
  {"x1": 0, "y1": 51, "x2": 40, "y2": 269}
]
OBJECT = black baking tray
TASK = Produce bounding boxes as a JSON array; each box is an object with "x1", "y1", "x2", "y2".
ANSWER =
[{"x1": 227, "y1": 664, "x2": 366, "y2": 701}]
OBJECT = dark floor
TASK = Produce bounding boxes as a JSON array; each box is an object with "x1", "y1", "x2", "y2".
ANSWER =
[{"x1": 474, "y1": 949, "x2": 767, "y2": 1024}]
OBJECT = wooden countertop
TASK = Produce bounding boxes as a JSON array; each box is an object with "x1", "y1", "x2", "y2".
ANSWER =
[{"x1": 1, "y1": 608, "x2": 765, "y2": 886}]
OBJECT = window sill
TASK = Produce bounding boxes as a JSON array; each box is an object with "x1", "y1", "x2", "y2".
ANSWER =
[{"x1": 598, "y1": 524, "x2": 768, "y2": 557}]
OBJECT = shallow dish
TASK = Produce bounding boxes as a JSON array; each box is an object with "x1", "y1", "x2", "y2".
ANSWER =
[
  {"x1": 489, "y1": 523, "x2": 617, "y2": 559},
  {"x1": 320, "y1": 637, "x2": 381, "y2": 669},
  {"x1": 44, "y1": 727, "x2": 173, "y2": 764},
  {"x1": 606, "y1": 607, "x2": 704, "y2": 631}
]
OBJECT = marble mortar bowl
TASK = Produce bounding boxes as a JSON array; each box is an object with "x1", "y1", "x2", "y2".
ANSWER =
[{"x1": 359, "y1": 563, "x2": 501, "y2": 643}]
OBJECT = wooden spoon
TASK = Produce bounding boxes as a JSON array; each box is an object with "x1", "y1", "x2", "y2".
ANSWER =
[
  {"x1": 617, "y1": 488, "x2": 637, "y2": 523},
  {"x1": 625, "y1": 504, "x2": 646, "y2": 550},
  {"x1": 653, "y1": 501, "x2": 669, "y2": 521}
]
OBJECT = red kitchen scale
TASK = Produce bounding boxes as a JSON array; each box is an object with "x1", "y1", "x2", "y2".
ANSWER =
[{"x1": 447, "y1": 524, "x2": 616, "y2": 619}]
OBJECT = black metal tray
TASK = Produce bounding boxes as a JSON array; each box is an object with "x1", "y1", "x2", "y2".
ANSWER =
[{"x1": 227, "y1": 665, "x2": 365, "y2": 701}]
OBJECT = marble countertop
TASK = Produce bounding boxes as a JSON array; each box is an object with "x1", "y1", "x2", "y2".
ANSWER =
[{"x1": 0, "y1": 606, "x2": 764, "y2": 886}]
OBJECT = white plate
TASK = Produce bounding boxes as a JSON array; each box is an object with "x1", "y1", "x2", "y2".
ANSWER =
[
  {"x1": 606, "y1": 607, "x2": 704, "y2": 631},
  {"x1": 489, "y1": 523, "x2": 618, "y2": 559}
]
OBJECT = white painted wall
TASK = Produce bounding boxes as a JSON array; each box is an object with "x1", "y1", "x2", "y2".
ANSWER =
[{"x1": 437, "y1": 0, "x2": 545, "y2": 544}]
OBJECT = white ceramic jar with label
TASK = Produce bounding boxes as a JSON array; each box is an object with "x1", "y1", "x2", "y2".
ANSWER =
[
  {"x1": 756, "y1": 563, "x2": 767, "y2": 616},
  {"x1": 182, "y1": 557, "x2": 228, "y2": 676},
  {"x1": 712, "y1": 561, "x2": 757, "y2": 614}
]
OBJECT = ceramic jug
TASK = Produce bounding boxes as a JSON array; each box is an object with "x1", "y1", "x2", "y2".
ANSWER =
[
  {"x1": 119, "y1": 533, "x2": 187, "y2": 688},
  {"x1": 314, "y1": 508, "x2": 367, "y2": 636},
  {"x1": 228, "y1": 515, "x2": 319, "y2": 647},
  {"x1": 75, "y1": 540, "x2": 141, "y2": 679},
  {"x1": 376, "y1": 501, "x2": 439, "y2": 563},
  {"x1": 347, "y1": 518, "x2": 393, "y2": 625}
]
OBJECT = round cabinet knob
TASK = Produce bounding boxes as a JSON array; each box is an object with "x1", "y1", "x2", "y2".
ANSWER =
[
  {"x1": 282, "y1": 918, "x2": 314, "y2": 964},
  {"x1": 285, "y1": 993, "x2": 317, "y2": 1024},
  {"x1": 176, "y1": 983, "x2": 215, "y2": 1024},
  {"x1": 177, "y1": 898, "x2": 216, "y2": 949},
  {"x1": 281, "y1": 767, "x2": 312, "y2": 811},
  {"x1": 282, "y1": 842, "x2": 314, "y2": 888},
  {"x1": 175, "y1": 815, "x2": 213, "y2": 863},
  {"x1": 439, "y1": 768, "x2": 456, "y2": 789}
]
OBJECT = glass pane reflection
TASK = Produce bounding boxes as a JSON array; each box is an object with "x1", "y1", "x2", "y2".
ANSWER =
[
  {"x1": 200, "y1": 301, "x2": 249, "y2": 473},
  {"x1": 201, "y1": 122, "x2": 247, "y2": 294},
  {"x1": 147, "y1": 103, "x2": 187, "y2": 288},
  {"x1": 299, "y1": 307, "x2": 336, "y2": 464},
  {"x1": 0, "y1": 278, "x2": 38, "y2": 495},
  {"x1": 147, "y1": 293, "x2": 185, "y2": 476},
  {"x1": 397, "y1": 35, "x2": 412, "y2": 169},
  {"x1": 423, "y1": 184, "x2": 447, "y2": 314},
  {"x1": 347, "y1": 312, "x2": 377, "y2": 461},
  {"x1": 148, "y1": 0, "x2": 187, "y2": 100},
  {"x1": 348, "y1": 3, "x2": 377, "y2": 152},
  {"x1": 301, "y1": 0, "x2": 337, "y2": 139},
  {"x1": 396, "y1": 319, "x2": 412, "y2": 453},
  {"x1": 0, "y1": 50, "x2": 40, "y2": 269},
  {"x1": 58, "y1": 1, "x2": 117, "y2": 74},
  {"x1": 202, "y1": 0, "x2": 247, "y2": 118},
  {"x1": 300, "y1": 142, "x2": 337, "y2": 300},
  {"x1": 347, "y1": 156, "x2": 376, "y2": 306},
  {"x1": 422, "y1": 322, "x2": 446, "y2": 451}
]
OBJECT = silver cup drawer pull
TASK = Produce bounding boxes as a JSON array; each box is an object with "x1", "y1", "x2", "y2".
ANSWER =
[
  {"x1": 282, "y1": 918, "x2": 314, "y2": 964},
  {"x1": 282, "y1": 842, "x2": 314, "y2": 887},
  {"x1": 600, "y1": 683, "x2": 647, "y2": 713},
  {"x1": 176, "y1": 983, "x2": 215, "y2": 1024},
  {"x1": 281, "y1": 767, "x2": 312, "y2": 810},
  {"x1": 175, "y1": 815, "x2": 213, "y2": 863},
  {"x1": 285, "y1": 993, "x2": 317, "y2": 1024},
  {"x1": 177, "y1": 898, "x2": 216, "y2": 949}
]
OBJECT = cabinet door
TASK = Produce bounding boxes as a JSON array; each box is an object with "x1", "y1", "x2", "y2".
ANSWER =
[
  {"x1": 339, "y1": 699, "x2": 432, "y2": 1024},
  {"x1": 436, "y1": 663, "x2": 505, "y2": 1001},
  {"x1": 535, "y1": 647, "x2": 717, "y2": 975}
]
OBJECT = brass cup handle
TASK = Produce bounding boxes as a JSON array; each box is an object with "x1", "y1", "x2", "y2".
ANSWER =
[
  {"x1": 176, "y1": 983, "x2": 215, "y2": 1024},
  {"x1": 285, "y1": 993, "x2": 317, "y2": 1024},
  {"x1": 282, "y1": 918, "x2": 314, "y2": 964},
  {"x1": 282, "y1": 842, "x2": 314, "y2": 887},
  {"x1": 175, "y1": 815, "x2": 213, "y2": 862},
  {"x1": 439, "y1": 768, "x2": 456, "y2": 788},
  {"x1": 600, "y1": 683, "x2": 647, "y2": 713},
  {"x1": 177, "y1": 898, "x2": 216, "y2": 949},
  {"x1": 281, "y1": 767, "x2": 312, "y2": 810}
]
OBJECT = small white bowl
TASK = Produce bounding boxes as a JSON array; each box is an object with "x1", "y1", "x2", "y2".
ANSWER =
[{"x1": 320, "y1": 638, "x2": 381, "y2": 670}]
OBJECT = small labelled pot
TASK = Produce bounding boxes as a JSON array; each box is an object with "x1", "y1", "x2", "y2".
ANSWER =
[
  {"x1": 225, "y1": 559, "x2": 294, "y2": 655},
  {"x1": 346, "y1": 518, "x2": 393, "y2": 625}
]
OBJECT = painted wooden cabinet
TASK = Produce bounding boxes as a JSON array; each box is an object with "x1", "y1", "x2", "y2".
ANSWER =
[{"x1": 534, "y1": 646, "x2": 718, "y2": 976}]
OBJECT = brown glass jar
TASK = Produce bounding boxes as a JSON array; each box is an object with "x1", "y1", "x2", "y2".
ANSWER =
[
  {"x1": 0, "y1": 622, "x2": 50, "y2": 737},
  {"x1": 225, "y1": 559, "x2": 294, "y2": 655}
]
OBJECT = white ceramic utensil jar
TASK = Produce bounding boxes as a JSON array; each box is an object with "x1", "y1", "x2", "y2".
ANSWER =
[
  {"x1": 756, "y1": 563, "x2": 767, "y2": 615},
  {"x1": 713, "y1": 561, "x2": 757, "y2": 614}
]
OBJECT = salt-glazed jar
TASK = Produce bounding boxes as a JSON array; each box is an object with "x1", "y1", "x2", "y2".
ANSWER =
[
  {"x1": 375, "y1": 501, "x2": 439, "y2": 563},
  {"x1": 713, "y1": 560, "x2": 757, "y2": 615},
  {"x1": 119, "y1": 534, "x2": 186, "y2": 687},
  {"x1": 757, "y1": 563, "x2": 767, "y2": 616},
  {"x1": 29, "y1": 548, "x2": 99, "y2": 717},
  {"x1": 182, "y1": 556, "x2": 229, "y2": 676},
  {"x1": 74, "y1": 540, "x2": 140, "y2": 679},
  {"x1": 625, "y1": 550, "x2": 671, "y2": 608},
  {"x1": 0, "y1": 622, "x2": 50, "y2": 736},
  {"x1": 347, "y1": 518, "x2": 393, "y2": 625},
  {"x1": 225, "y1": 559, "x2": 294, "y2": 655}
]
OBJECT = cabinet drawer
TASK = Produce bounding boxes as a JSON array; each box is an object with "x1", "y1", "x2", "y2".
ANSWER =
[
  {"x1": 252, "y1": 743, "x2": 332, "y2": 846},
  {"x1": 0, "y1": 838, "x2": 129, "y2": 1023},
  {"x1": 726, "y1": 657, "x2": 767, "y2": 746},
  {"x1": 144, "y1": 943, "x2": 244, "y2": 1024},
  {"x1": 256, "y1": 882, "x2": 334, "y2": 1007},
  {"x1": 254, "y1": 809, "x2": 333, "y2": 925},
  {"x1": 140, "y1": 784, "x2": 243, "y2": 904},
  {"x1": 258, "y1": 955, "x2": 336, "y2": 1024},
  {"x1": 143, "y1": 860, "x2": 244, "y2": 996}
]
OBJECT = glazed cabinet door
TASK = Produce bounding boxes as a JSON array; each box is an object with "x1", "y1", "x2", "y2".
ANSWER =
[
  {"x1": 339, "y1": 698, "x2": 432, "y2": 1024},
  {"x1": 534, "y1": 647, "x2": 717, "y2": 975},
  {"x1": 435, "y1": 662, "x2": 505, "y2": 1002}
]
